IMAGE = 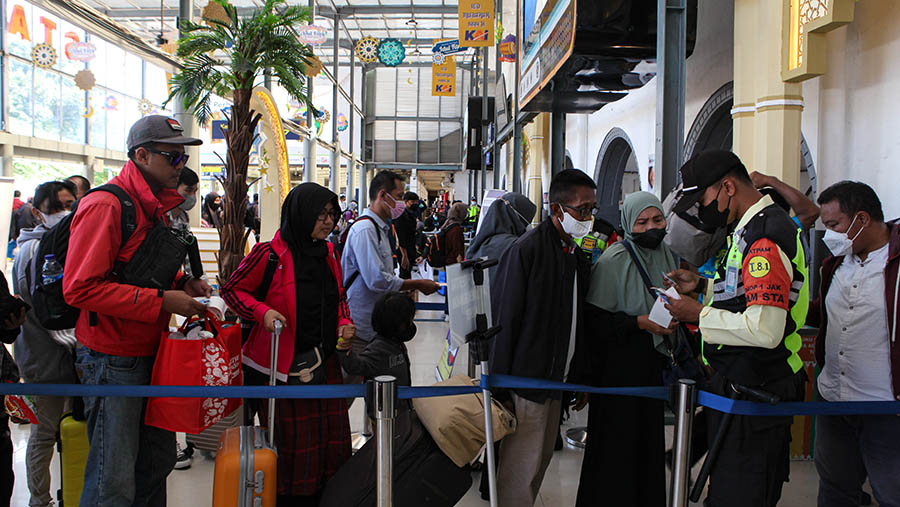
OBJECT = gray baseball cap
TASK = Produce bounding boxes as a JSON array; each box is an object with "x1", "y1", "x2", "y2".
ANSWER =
[{"x1": 126, "y1": 115, "x2": 203, "y2": 151}]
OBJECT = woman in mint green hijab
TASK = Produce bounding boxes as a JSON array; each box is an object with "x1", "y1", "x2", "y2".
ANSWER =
[{"x1": 570, "y1": 191, "x2": 677, "y2": 507}]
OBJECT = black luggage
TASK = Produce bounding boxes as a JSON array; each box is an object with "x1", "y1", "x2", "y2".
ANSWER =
[{"x1": 319, "y1": 410, "x2": 472, "y2": 507}]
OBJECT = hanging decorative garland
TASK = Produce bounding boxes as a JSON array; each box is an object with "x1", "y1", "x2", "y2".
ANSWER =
[
  {"x1": 32, "y1": 43, "x2": 58, "y2": 69},
  {"x1": 377, "y1": 38, "x2": 405, "y2": 67},
  {"x1": 355, "y1": 36, "x2": 379, "y2": 64},
  {"x1": 74, "y1": 70, "x2": 96, "y2": 91}
]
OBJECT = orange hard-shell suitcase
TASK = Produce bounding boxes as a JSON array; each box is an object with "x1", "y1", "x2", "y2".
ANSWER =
[
  {"x1": 212, "y1": 426, "x2": 277, "y2": 506},
  {"x1": 212, "y1": 322, "x2": 281, "y2": 507}
]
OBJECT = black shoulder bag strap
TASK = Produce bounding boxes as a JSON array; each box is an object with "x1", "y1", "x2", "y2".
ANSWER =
[
  {"x1": 79, "y1": 184, "x2": 137, "y2": 327},
  {"x1": 343, "y1": 216, "x2": 382, "y2": 291},
  {"x1": 256, "y1": 244, "x2": 279, "y2": 303},
  {"x1": 621, "y1": 239, "x2": 678, "y2": 357},
  {"x1": 621, "y1": 240, "x2": 658, "y2": 299}
]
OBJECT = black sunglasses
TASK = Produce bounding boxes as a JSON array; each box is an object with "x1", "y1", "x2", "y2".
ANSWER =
[{"x1": 144, "y1": 147, "x2": 189, "y2": 167}]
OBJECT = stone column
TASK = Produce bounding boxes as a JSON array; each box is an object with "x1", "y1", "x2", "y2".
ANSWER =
[{"x1": 732, "y1": 0, "x2": 804, "y2": 188}]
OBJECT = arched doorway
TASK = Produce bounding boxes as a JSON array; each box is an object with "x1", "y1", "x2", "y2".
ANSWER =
[
  {"x1": 593, "y1": 128, "x2": 638, "y2": 225},
  {"x1": 683, "y1": 81, "x2": 816, "y2": 198}
]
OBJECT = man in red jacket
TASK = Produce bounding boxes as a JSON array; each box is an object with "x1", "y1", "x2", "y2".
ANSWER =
[{"x1": 64, "y1": 115, "x2": 211, "y2": 506}]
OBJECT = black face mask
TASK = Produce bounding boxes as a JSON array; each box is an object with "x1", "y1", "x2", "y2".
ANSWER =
[
  {"x1": 396, "y1": 323, "x2": 417, "y2": 342},
  {"x1": 632, "y1": 227, "x2": 667, "y2": 249},
  {"x1": 698, "y1": 186, "x2": 732, "y2": 228}
]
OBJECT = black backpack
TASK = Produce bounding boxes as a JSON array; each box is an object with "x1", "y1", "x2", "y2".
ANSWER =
[
  {"x1": 424, "y1": 224, "x2": 459, "y2": 268},
  {"x1": 31, "y1": 184, "x2": 137, "y2": 330}
]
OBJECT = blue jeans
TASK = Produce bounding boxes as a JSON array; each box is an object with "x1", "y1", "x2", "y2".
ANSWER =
[
  {"x1": 75, "y1": 345, "x2": 175, "y2": 507},
  {"x1": 815, "y1": 393, "x2": 900, "y2": 507}
]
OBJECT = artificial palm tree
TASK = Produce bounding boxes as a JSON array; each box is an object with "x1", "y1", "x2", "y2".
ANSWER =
[{"x1": 166, "y1": 0, "x2": 316, "y2": 283}]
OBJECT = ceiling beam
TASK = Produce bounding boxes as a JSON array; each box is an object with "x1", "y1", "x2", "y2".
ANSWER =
[{"x1": 93, "y1": 4, "x2": 453, "y2": 19}]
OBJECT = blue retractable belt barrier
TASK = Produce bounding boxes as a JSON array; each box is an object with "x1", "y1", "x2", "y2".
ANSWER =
[
  {"x1": 0, "y1": 374, "x2": 897, "y2": 416},
  {"x1": 415, "y1": 302, "x2": 447, "y2": 312},
  {"x1": 697, "y1": 391, "x2": 900, "y2": 416},
  {"x1": 484, "y1": 374, "x2": 670, "y2": 401}
]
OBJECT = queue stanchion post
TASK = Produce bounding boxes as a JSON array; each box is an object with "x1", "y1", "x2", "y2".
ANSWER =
[
  {"x1": 461, "y1": 258, "x2": 502, "y2": 507},
  {"x1": 374, "y1": 375, "x2": 397, "y2": 507},
  {"x1": 668, "y1": 379, "x2": 696, "y2": 507}
]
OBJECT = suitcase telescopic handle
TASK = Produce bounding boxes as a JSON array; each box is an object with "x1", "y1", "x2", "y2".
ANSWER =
[{"x1": 268, "y1": 320, "x2": 282, "y2": 448}]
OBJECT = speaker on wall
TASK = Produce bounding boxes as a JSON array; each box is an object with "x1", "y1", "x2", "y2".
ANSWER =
[{"x1": 466, "y1": 97, "x2": 496, "y2": 171}]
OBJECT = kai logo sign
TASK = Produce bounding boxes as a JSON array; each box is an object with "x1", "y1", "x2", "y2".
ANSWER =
[
  {"x1": 432, "y1": 54, "x2": 456, "y2": 97},
  {"x1": 747, "y1": 256, "x2": 771, "y2": 278},
  {"x1": 458, "y1": 0, "x2": 494, "y2": 48}
]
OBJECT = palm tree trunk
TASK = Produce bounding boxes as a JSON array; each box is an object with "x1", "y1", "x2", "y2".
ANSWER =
[{"x1": 218, "y1": 87, "x2": 259, "y2": 285}]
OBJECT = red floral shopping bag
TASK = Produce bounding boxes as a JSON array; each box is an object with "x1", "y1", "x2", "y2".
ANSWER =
[{"x1": 145, "y1": 311, "x2": 242, "y2": 433}]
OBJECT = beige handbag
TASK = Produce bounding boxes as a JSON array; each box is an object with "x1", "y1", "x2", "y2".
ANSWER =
[{"x1": 412, "y1": 375, "x2": 516, "y2": 467}]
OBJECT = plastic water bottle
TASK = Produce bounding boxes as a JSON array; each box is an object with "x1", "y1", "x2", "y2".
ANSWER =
[{"x1": 42, "y1": 254, "x2": 64, "y2": 285}]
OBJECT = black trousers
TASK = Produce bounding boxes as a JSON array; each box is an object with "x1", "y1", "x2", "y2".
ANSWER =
[{"x1": 705, "y1": 373, "x2": 804, "y2": 507}]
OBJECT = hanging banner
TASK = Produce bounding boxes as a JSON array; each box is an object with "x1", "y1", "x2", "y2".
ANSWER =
[
  {"x1": 432, "y1": 56, "x2": 456, "y2": 97},
  {"x1": 458, "y1": 0, "x2": 494, "y2": 48},
  {"x1": 431, "y1": 39, "x2": 468, "y2": 64}
]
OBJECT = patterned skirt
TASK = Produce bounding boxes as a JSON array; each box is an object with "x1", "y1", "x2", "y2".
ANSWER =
[{"x1": 258, "y1": 353, "x2": 352, "y2": 496}]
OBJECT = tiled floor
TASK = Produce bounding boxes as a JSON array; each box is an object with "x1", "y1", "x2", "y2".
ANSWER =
[{"x1": 8, "y1": 303, "x2": 873, "y2": 506}]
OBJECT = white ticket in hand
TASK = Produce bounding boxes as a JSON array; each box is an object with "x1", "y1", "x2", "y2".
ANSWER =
[{"x1": 648, "y1": 286, "x2": 681, "y2": 328}]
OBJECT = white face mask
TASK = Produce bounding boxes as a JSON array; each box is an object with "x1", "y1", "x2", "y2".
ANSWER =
[
  {"x1": 559, "y1": 208, "x2": 593, "y2": 240},
  {"x1": 40, "y1": 210, "x2": 70, "y2": 229},
  {"x1": 823, "y1": 214, "x2": 864, "y2": 257}
]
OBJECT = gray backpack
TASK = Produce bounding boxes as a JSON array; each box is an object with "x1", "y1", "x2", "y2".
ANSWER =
[{"x1": 662, "y1": 184, "x2": 728, "y2": 267}]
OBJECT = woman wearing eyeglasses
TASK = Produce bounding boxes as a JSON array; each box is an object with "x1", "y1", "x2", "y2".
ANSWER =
[{"x1": 221, "y1": 182, "x2": 355, "y2": 506}]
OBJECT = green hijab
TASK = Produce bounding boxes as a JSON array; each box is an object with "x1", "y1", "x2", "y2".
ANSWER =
[{"x1": 587, "y1": 191, "x2": 678, "y2": 352}]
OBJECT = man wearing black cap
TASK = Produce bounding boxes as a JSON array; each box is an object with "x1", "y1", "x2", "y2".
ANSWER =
[
  {"x1": 395, "y1": 191, "x2": 421, "y2": 279},
  {"x1": 63, "y1": 115, "x2": 212, "y2": 506},
  {"x1": 664, "y1": 150, "x2": 808, "y2": 507}
]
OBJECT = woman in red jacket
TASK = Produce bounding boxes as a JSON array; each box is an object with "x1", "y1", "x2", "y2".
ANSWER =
[{"x1": 221, "y1": 183, "x2": 354, "y2": 506}]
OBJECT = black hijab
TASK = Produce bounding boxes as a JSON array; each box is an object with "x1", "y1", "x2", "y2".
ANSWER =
[{"x1": 280, "y1": 183, "x2": 341, "y2": 353}]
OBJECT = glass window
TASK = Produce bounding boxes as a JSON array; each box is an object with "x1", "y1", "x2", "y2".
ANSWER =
[
  {"x1": 374, "y1": 68, "x2": 396, "y2": 116},
  {"x1": 125, "y1": 53, "x2": 143, "y2": 95},
  {"x1": 144, "y1": 63, "x2": 169, "y2": 106},
  {"x1": 89, "y1": 89, "x2": 107, "y2": 149},
  {"x1": 61, "y1": 78, "x2": 85, "y2": 143},
  {"x1": 6, "y1": 2, "x2": 32, "y2": 59},
  {"x1": 33, "y1": 68, "x2": 61, "y2": 140},
  {"x1": 123, "y1": 97, "x2": 141, "y2": 139},
  {"x1": 104, "y1": 44, "x2": 126, "y2": 93},
  {"x1": 58, "y1": 19, "x2": 86, "y2": 76},
  {"x1": 8, "y1": 59, "x2": 33, "y2": 136},
  {"x1": 419, "y1": 69, "x2": 440, "y2": 116},
  {"x1": 106, "y1": 96, "x2": 126, "y2": 152},
  {"x1": 396, "y1": 70, "x2": 417, "y2": 116},
  {"x1": 90, "y1": 37, "x2": 108, "y2": 88},
  {"x1": 31, "y1": 5, "x2": 61, "y2": 70}
]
